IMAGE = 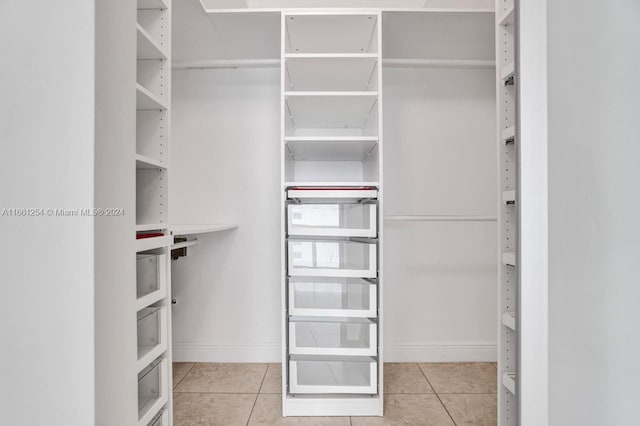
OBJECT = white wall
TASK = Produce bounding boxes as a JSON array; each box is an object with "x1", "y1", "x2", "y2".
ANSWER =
[
  {"x1": 94, "y1": 0, "x2": 138, "y2": 425},
  {"x1": 0, "y1": 2, "x2": 96, "y2": 425},
  {"x1": 170, "y1": 68, "x2": 282, "y2": 361},
  {"x1": 383, "y1": 67, "x2": 497, "y2": 360},
  {"x1": 170, "y1": 65, "x2": 497, "y2": 362},
  {"x1": 547, "y1": 1, "x2": 640, "y2": 424}
]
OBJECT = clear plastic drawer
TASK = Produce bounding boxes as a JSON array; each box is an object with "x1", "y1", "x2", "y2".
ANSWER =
[
  {"x1": 289, "y1": 277, "x2": 377, "y2": 318},
  {"x1": 288, "y1": 240, "x2": 377, "y2": 278},
  {"x1": 288, "y1": 203, "x2": 376, "y2": 237},
  {"x1": 289, "y1": 358, "x2": 377, "y2": 394},
  {"x1": 138, "y1": 357, "x2": 168, "y2": 424},
  {"x1": 137, "y1": 306, "x2": 168, "y2": 372},
  {"x1": 136, "y1": 253, "x2": 167, "y2": 310},
  {"x1": 289, "y1": 319, "x2": 377, "y2": 356}
]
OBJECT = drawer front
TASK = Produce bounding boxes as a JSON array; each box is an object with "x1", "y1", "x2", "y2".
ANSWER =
[
  {"x1": 136, "y1": 253, "x2": 167, "y2": 309},
  {"x1": 137, "y1": 306, "x2": 168, "y2": 372},
  {"x1": 289, "y1": 359, "x2": 377, "y2": 394},
  {"x1": 288, "y1": 203, "x2": 377, "y2": 237},
  {"x1": 138, "y1": 357, "x2": 169, "y2": 424},
  {"x1": 289, "y1": 320, "x2": 377, "y2": 356},
  {"x1": 288, "y1": 240, "x2": 377, "y2": 278},
  {"x1": 289, "y1": 277, "x2": 377, "y2": 318}
]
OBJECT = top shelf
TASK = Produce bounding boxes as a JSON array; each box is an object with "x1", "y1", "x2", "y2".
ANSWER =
[{"x1": 285, "y1": 13, "x2": 378, "y2": 54}]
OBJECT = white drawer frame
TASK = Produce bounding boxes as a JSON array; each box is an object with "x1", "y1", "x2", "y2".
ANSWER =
[
  {"x1": 288, "y1": 203, "x2": 377, "y2": 238},
  {"x1": 136, "y1": 252, "x2": 168, "y2": 312},
  {"x1": 289, "y1": 281, "x2": 377, "y2": 318},
  {"x1": 289, "y1": 360, "x2": 378, "y2": 394},
  {"x1": 137, "y1": 357, "x2": 169, "y2": 426},
  {"x1": 288, "y1": 241, "x2": 377, "y2": 278},
  {"x1": 136, "y1": 305, "x2": 169, "y2": 373},
  {"x1": 288, "y1": 188, "x2": 378, "y2": 200},
  {"x1": 289, "y1": 321, "x2": 377, "y2": 356}
]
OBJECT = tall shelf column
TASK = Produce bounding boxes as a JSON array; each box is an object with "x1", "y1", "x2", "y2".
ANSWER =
[
  {"x1": 281, "y1": 10, "x2": 384, "y2": 417},
  {"x1": 135, "y1": 0, "x2": 172, "y2": 424},
  {"x1": 497, "y1": 0, "x2": 518, "y2": 425}
]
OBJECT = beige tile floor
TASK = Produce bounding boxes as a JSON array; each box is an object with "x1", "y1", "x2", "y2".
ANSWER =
[{"x1": 173, "y1": 362, "x2": 497, "y2": 426}]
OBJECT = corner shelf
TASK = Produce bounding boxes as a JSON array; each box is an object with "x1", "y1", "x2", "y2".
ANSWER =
[
  {"x1": 137, "y1": 23, "x2": 167, "y2": 60},
  {"x1": 502, "y1": 312, "x2": 516, "y2": 331},
  {"x1": 502, "y1": 372, "x2": 516, "y2": 395},
  {"x1": 172, "y1": 223, "x2": 239, "y2": 237},
  {"x1": 136, "y1": 84, "x2": 168, "y2": 111}
]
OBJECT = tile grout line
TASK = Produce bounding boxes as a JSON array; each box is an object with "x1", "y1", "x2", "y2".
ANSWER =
[
  {"x1": 417, "y1": 364, "x2": 458, "y2": 426},
  {"x1": 246, "y1": 364, "x2": 269, "y2": 426},
  {"x1": 173, "y1": 362, "x2": 197, "y2": 391}
]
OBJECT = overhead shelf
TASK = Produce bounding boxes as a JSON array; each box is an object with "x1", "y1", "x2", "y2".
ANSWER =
[
  {"x1": 502, "y1": 125, "x2": 516, "y2": 144},
  {"x1": 137, "y1": 24, "x2": 167, "y2": 60},
  {"x1": 285, "y1": 137, "x2": 378, "y2": 161},
  {"x1": 502, "y1": 252, "x2": 516, "y2": 267},
  {"x1": 285, "y1": 13, "x2": 378, "y2": 54},
  {"x1": 172, "y1": 223, "x2": 239, "y2": 237},
  {"x1": 499, "y1": 5, "x2": 515, "y2": 27},
  {"x1": 501, "y1": 62, "x2": 515, "y2": 85},
  {"x1": 136, "y1": 154, "x2": 166, "y2": 170},
  {"x1": 502, "y1": 312, "x2": 516, "y2": 331},
  {"x1": 503, "y1": 190, "x2": 516, "y2": 204},
  {"x1": 136, "y1": 84, "x2": 168, "y2": 111},
  {"x1": 285, "y1": 92, "x2": 378, "y2": 129},
  {"x1": 137, "y1": 0, "x2": 167, "y2": 9},
  {"x1": 502, "y1": 372, "x2": 516, "y2": 395},
  {"x1": 285, "y1": 54, "x2": 378, "y2": 91}
]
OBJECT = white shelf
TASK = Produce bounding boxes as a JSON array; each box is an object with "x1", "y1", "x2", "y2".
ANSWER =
[
  {"x1": 285, "y1": 181, "x2": 379, "y2": 187},
  {"x1": 137, "y1": 0, "x2": 167, "y2": 9},
  {"x1": 383, "y1": 58, "x2": 495, "y2": 69},
  {"x1": 285, "y1": 13, "x2": 378, "y2": 54},
  {"x1": 502, "y1": 125, "x2": 516, "y2": 143},
  {"x1": 137, "y1": 23, "x2": 166, "y2": 60},
  {"x1": 502, "y1": 312, "x2": 516, "y2": 331},
  {"x1": 136, "y1": 154, "x2": 166, "y2": 170},
  {"x1": 503, "y1": 190, "x2": 516, "y2": 204},
  {"x1": 499, "y1": 5, "x2": 515, "y2": 27},
  {"x1": 136, "y1": 84, "x2": 168, "y2": 111},
  {"x1": 172, "y1": 223, "x2": 239, "y2": 237},
  {"x1": 286, "y1": 55, "x2": 378, "y2": 91},
  {"x1": 502, "y1": 372, "x2": 516, "y2": 395},
  {"x1": 136, "y1": 235, "x2": 171, "y2": 252},
  {"x1": 285, "y1": 92, "x2": 378, "y2": 129},
  {"x1": 501, "y1": 62, "x2": 515, "y2": 83},
  {"x1": 136, "y1": 223, "x2": 168, "y2": 232},
  {"x1": 285, "y1": 137, "x2": 378, "y2": 161},
  {"x1": 502, "y1": 252, "x2": 516, "y2": 267}
]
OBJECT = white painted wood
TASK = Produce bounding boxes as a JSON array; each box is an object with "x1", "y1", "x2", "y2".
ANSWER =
[
  {"x1": 500, "y1": 62, "x2": 515, "y2": 82},
  {"x1": 137, "y1": 223, "x2": 169, "y2": 232},
  {"x1": 136, "y1": 153, "x2": 167, "y2": 170},
  {"x1": 135, "y1": 235, "x2": 172, "y2": 252},
  {"x1": 286, "y1": 137, "x2": 379, "y2": 161},
  {"x1": 503, "y1": 372, "x2": 516, "y2": 395},
  {"x1": 172, "y1": 223, "x2": 239, "y2": 236},
  {"x1": 502, "y1": 312, "x2": 516, "y2": 331},
  {"x1": 283, "y1": 394, "x2": 382, "y2": 416},
  {"x1": 498, "y1": 4, "x2": 514, "y2": 27},
  {"x1": 383, "y1": 58, "x2": 495, "y2": 68},
  {"x1": 287, "y1": 187, "x2": 378, "y2": 200},
  {"x1": 285, "y1": 92, "x2": 378, "y2": 129},
  {"x1": 137, "y1": 83, "x2": 168, "y2": 110},
  {"x1": 503, "y1": 190, "x2": 516, "y2": 204},
  {"x1": 137, "y1": 23, "x2": 167, "y2": 60},
  {"x1": 286, "y1": 55, "x2": 378, "y2": 91}
]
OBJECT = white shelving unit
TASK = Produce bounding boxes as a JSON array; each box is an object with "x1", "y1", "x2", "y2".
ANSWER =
[
  {"x1": 281, "y1": 10, "x2": 383, "y2": 417},
  {"x1": 497, "y1": 0, "x2": 517, "y2": 424},
  {"x1": 135, "y1": 0, "x2": 172, "y2": 424}
]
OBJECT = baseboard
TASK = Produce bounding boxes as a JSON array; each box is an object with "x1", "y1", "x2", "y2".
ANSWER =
[{"x1": 172, "y1": 342, "x2": 496, "y2": 363}]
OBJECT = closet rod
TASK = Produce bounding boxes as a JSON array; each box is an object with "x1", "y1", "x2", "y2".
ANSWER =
[
  {"x1": 172, "y1": 59, "x2": 280, "y2": 70},
  {"x1": 385, "y1": 215, "x2": 497, "y2": 222}
]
